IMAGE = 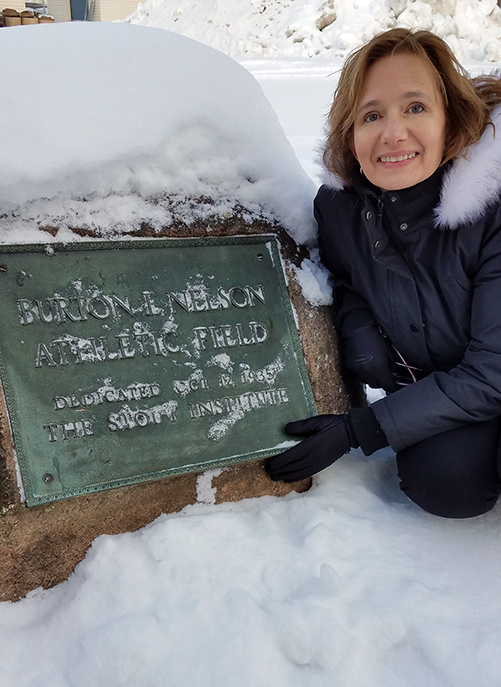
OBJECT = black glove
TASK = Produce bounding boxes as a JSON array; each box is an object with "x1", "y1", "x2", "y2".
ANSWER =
[
  {"x1": 266, "y1": 415, "x2": 358, "y2": 482},
  {"x1": 341, "y1": 311, "x2": 399, "y2": 393}
]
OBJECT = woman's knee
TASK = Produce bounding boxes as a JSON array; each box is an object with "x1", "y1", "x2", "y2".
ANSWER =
[
  {"x1": 396, "y1": 420, "x2": 501, "y2": 518},
  {"x1": 397, "y1": 455, "x2": 498, "y2": 518}
]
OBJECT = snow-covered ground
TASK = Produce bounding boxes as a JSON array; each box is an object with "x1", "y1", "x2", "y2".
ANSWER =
[
  {"x1": 3, "y1": 457, "x2": 501, "y2": 687},
  {"x1": 1, "y1": 18, "x2": 501, "y2": 687}
]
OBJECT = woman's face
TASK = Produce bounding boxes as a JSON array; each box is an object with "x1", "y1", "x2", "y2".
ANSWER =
[{"x1": 351, "y1": 52, "x2": 447, "y2": 190}]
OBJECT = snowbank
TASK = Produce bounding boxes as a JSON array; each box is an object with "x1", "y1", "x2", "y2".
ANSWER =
[
  {"x1": 2, "y1": 451, "x2": 501, "y2": 686},
  {"x1": 125, "y1": 0, "x2": 501, "y2": 63},
  {"x1": 0, "y1": 22, "x2": 315, "y2": 244}
]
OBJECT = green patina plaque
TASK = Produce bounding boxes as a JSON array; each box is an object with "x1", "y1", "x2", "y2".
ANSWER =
[{"x1": 0, "y1": 236, "x2": 316, "y2": 506}]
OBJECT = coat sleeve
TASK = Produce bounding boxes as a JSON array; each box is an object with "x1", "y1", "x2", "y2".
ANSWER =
[{"x1": 372, "y1": 214, "x2": 501, "y2": 452}]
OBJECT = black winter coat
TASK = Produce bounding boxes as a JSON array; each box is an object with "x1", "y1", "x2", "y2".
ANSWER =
[{"x1": 316, "y1": 109, "x2": 501, "y2": 452}]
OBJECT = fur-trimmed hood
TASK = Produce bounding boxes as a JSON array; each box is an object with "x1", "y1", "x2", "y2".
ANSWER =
[{"x1": 321, "y1": 106, "x2": 501, "y2": 230}]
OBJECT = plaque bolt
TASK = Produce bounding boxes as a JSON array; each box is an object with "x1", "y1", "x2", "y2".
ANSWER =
[
  {"x1": 42, "y1": 473, "x2": 54, "y2": 484},
  {"x1": 257, "y1": 254, "x2": 264, "y2": 261},
  {"x1": 0, "y1": 265, "x2": 6, "y2": 273}
]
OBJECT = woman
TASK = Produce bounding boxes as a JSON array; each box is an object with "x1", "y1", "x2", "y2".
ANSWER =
[{"x1": 267, "y1": 28, "x2": 501, "y2": 518}]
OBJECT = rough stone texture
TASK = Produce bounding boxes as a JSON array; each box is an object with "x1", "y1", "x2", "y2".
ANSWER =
[{"x1": 0, "y1": 216, "x2": 355, "y2": 601}]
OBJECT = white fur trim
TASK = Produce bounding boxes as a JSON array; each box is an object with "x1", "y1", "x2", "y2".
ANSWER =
[
  {"x1": 435, "y1": 107, "x2": 501, "y2": 228},
  {"x1": 320, "y1": 167, "x2": 345, "y2": 190},
  {"x1": 316, "y1": 138, "x2": 345, "y2": 190}
]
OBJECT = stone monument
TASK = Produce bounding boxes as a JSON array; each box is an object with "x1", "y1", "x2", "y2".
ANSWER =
[{"x1": 0, "y1": 23, "x2": 355, "y2": 600}]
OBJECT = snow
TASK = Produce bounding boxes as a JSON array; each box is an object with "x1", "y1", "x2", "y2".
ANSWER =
[
  {"x1": 292, "y1": 247, "x2": 334, "y2": 306},
  {"x1": 195, "y1": 467, "x2": 223, "y2": 504},
  {"x1": 0, "y1": 22, "x2": 315, "y2": 245},
  {"x1": 2, "y1": 456, "x2": 501, "y2": 686},
  {"x1": 2, "y1": 8, "x2": 501, "y2": 686},
  {"x1": 125, "y1": 0, "x2": 501, "y2": 62}
]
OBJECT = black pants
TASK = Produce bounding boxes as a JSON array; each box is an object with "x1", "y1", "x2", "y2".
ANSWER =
[{"x1": 396, "y1": 417, "x2": 501, "y2": 518}]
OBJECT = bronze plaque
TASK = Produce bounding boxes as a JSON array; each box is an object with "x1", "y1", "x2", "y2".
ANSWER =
[{"x1": 0, "y1": 236, "x2": 316, "y2": 505}]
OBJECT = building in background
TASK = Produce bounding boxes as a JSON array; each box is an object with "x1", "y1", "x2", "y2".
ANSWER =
[
  {"x1": 2, "y1": 0, "x2": 139, "y2": 22},
  {"x1": 3, "y1": 0, "x2": 25, "y2": 12},
  {"x1": 47, "y1": 0, "x2": 139, "y2": 21}
]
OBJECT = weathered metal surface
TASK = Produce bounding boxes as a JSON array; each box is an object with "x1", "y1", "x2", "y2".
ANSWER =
[{"x1": 0, "y1": 236, "x2": 316, "y2": 505}]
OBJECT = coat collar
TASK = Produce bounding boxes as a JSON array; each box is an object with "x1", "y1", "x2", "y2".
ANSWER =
[{"x1": 321, "y1": 106, "x2": 501, "y2": 229}]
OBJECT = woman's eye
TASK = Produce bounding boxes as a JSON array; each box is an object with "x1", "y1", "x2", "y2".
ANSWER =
[
  {"x1": 364, "y1": 113, "x2": 379, "y2": 123},
  {"x1": 409, "y1": 104, "x2": 424, "y2": 114}
]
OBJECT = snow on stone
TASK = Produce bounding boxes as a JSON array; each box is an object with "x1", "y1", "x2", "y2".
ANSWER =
[
  {"x1": 0, "y1": 22, "x2": 315, "y2": 245},
  {"x1": 195, "y1": 467, "x2": 224, "y2": 504},
  {"x1": 292, "y1": 247, "x2": 333, "y2": 306},
  {"x1": 125, "y1": 0, "x2": 501, "y2": 62}
]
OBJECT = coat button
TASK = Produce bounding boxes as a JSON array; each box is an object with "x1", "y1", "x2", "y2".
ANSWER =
[
  {"x1": 374, "y1": 240, "x2": 382, "y2": 249},
  {"x1": 400, "y1": 223, "x2": 408, "y2": 231},
  {"x1": 410, "y1": 323, "x2": 420, "y2": 333},
  {"x1": 390, "y1": 196, "x2": 397, "y2": 203},
  {"x1": 365, "y1": 211, "x2": 373, "y2": 220}
]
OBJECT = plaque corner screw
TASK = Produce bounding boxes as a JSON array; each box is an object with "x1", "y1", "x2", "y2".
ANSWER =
[
  {"x1": 257, "y1": 253, "x2": 264, "y2": 261},
  {"x1": 42, "y1": 473, "x2": 54, "y2": 484},
  {"x1": 0, "y1": 264, "x2": 7, "y2": 273}
]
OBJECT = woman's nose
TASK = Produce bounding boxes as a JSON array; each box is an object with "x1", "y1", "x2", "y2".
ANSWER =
[{"x1": 382, "y1": 115, "x2": 408, "y2": 144}]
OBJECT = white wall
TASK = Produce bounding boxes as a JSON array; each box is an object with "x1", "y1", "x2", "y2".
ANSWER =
[
  {"x1": 93, "y1": 0, "x2": 139, "y2": 21},
  {"x1": 46, "y1": 0, "x2": 71, "y2": 21},
  {"x1": 44, "y1": 0, "x2": 137, "y2": 21},
  {"x1": 3, "y1": 1, "x2": 27, "y2": 13}
]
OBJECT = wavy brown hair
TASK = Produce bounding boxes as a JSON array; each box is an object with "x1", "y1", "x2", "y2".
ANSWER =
[{"x1": 323, "y1": 28, "x2": 501, "y2": 186}]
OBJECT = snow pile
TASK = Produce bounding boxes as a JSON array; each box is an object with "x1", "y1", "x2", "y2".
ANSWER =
[
  {"x1": 292, "y1": 247, "x2": 334, "y2": 306},
  {"x1": 2, "y1": 452, "x2": 501, "y2": 686},
  {"x1": 125, "y1": 0, "x2": 501, "y2": 62},
  {"x1": 0, "y1": 22, "x2": 315, "y2": 244}
]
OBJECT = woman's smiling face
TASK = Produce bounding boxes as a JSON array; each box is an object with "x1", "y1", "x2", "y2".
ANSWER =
[{"x1": 351, "y1": 52, "x2": 447, "y2": 190}]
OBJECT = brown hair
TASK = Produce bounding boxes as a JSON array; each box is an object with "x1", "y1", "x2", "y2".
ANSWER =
[{"x1": 323, "y1": 28, "x2": 501, "y2": 185}]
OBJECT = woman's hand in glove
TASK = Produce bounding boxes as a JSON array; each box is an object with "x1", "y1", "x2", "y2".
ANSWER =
[
  {"x1": 266, "y1": 415, "x2": 358, "y2": 482},
  {"x1": 342, "y1": 320, "x2": 400, "y2": 393}
]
